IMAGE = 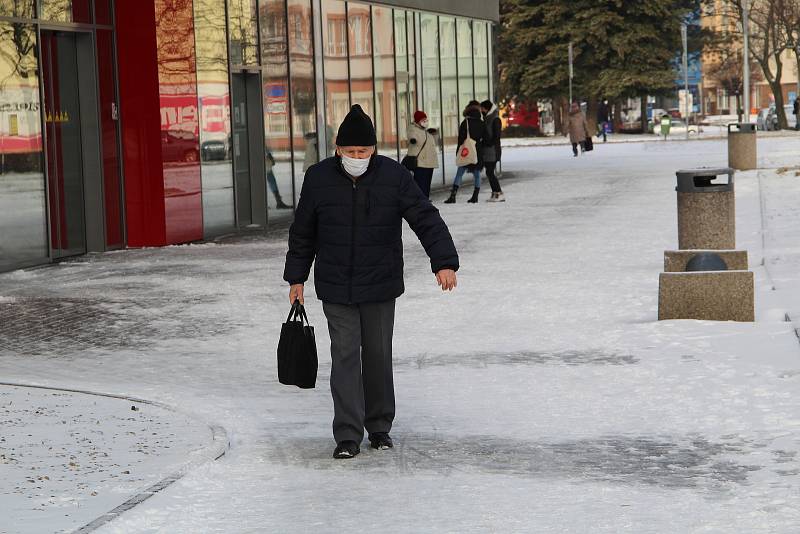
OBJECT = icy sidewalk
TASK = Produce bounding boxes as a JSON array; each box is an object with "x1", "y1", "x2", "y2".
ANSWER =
[
  {"x1": 1, "y1": 137, "x2": 800, "y2": 532},
  {"x1": 0, "y1": 384, "x2": 223, "y2": 533}
]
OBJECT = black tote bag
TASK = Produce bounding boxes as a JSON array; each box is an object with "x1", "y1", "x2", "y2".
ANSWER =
[{"x1": 277, "y1": 301, "x2": 318, "y2": 389}]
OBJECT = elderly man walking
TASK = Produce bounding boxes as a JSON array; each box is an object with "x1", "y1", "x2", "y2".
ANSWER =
[{"x1": 284, "y1": 104, "x2": 459, "y2": 459}]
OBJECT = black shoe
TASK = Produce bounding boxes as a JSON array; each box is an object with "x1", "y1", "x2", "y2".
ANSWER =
[
  {"x1": 467, "y1": 188, "x2": 479, "y2": 203},
  {"x1": 444, "y1": 186, "x2": 458, "y2": 204},
  {"x1": 333, "y1": 440, "x2": 360, "y2": 459},
  {"x1": 275, "y1": 195, "x2": 292, "y2": 209},
  {"x1": 369, "y1": 432, "x2": 393, "y2": 450}
]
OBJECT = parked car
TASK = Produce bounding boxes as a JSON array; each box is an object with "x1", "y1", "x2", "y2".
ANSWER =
[
  {"x1": 652, "y1": 118, "x2": 699, "y2": 136},
  {"x1": 756, "y1": 107, "x2": 772, "y2": 131},
  {"x1": 765, "y1": 105, "x2": 798, "y2": 130},
  {"x1": 502, "y1": 101, "x2": 540, "y2": 136}
]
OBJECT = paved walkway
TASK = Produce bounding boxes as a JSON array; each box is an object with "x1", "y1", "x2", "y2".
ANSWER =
[{"x1": 2, "y1": 137, "x2": 800, "y2": 532}]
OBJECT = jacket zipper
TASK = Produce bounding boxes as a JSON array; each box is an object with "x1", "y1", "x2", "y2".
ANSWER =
[{"x1": 349, "y1": 180, "x2": 357, "y2": 304}]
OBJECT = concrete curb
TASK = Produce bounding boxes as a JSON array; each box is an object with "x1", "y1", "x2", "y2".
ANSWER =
[
  {"x1": 755, "y1": 170, "x2": 800, "y2": 342},
  {"x1": 0, "y1": 381, "x2": 230, "y2": 533}
]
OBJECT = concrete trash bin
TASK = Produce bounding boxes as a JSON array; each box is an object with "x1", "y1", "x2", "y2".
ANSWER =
[
  {"x1": 727, "y1": 123, "x2": 757, "y2": 170},
  {"x1": 676, "y1": 168, "x2": 735, "y2": 250}
]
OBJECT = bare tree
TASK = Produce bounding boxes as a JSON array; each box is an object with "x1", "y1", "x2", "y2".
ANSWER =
[{"x1": 708, "y1": 0, "x2": 793, "y2": 127}]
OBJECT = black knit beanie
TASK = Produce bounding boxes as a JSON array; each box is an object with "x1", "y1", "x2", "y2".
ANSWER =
[
  {"x1": 480, "y1": 99, "x2": 494, "y2": 110},
  {"x1": 335, "y1": 104, "x2": 377, "y2": 146}
]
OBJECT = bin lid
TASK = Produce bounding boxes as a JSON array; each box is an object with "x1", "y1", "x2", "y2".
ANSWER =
[
  {"x1": 676, "y1": 167, "x2": 734, "y2": 192},
  {"x1": 728, "y1": 122, "x2": 756, "y2": 133}
]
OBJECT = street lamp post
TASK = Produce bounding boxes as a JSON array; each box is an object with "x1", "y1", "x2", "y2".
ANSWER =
[
  {"x1": 682, "y1": 23, "x2": 689, "y2": 140},
  {"x1": 742, "y1": 0, "x2": 751, "y2": 123},
  {"x1": 568, "y1": 41, "x2": 574, "y2": 105}
]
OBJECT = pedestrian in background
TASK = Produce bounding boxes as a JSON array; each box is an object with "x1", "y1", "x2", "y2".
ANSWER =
[
  {"x1": 566, "y1": 102, "x2": 589, "y2": 157},
  {"x1": 445, "y1": 101, "x2": 486, "y2": 203},
  {"x1": 793, "y1": 97, "x2": 799, "y2": 131},
  {"x1": 480, "y1": 99, "x2": 506, "y2": 202},
  {"x1": 596, "y1": 99, "x2": 610, "y2": 143},
  {"x1": 284, "y1": 104, "x2": 459, "y2": 460},
  {"x1": 406, "y1": 110, "x2": 439, "y2": 198}
]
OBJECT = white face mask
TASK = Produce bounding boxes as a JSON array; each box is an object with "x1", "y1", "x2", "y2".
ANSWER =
[
  {"x1": 340, "y1": 154, "x2": 371, "y2": 177},
  {"x1": 420, "y1": 120, "x2": 429, "y2": 128}
]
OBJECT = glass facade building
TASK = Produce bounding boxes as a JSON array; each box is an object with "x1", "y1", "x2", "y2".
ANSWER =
[{"x1": 0, "y1": 0, "x2": 497, "y2": 272}]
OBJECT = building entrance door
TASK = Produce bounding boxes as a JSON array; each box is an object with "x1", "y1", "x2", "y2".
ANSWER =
[
  {"x1": 41, "y1": 29, "x2": 105, "y2": 259},
  {"x1": 230, "y1": 72, "x2": 266, "y2": 228},
  {"x1": 41, "y1": 31, "x2": 86, "y2": 258}
]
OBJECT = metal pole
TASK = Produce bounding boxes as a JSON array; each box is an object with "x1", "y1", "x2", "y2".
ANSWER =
[
  {"x1": 568, "y1": 41, "x2": 573, "y2": 104},
  {"x1": 743, "y1": 0, "x2": 751, "y2": 123},
  {"x1": 682, "y1": 23, "x2": 689, "y2": 140}
]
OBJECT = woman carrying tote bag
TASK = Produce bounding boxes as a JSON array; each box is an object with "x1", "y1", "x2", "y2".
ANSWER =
[
  {"x1": 445, "y1": 101, "x2": 486, "y2": 204},
  {"x1": 403, "y1": 110, "x2": 439, "y2": 198}
]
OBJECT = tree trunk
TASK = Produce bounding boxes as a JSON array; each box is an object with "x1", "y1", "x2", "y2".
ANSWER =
[
  {"x1": 640, "y1": 96, "x2": 648, "y2": 133},
  {"x1": 736, "y1": 94, "x2": 742, "y2": 123},
  {"x1": 586, "y1": 97, "x2": 599, "y2": 136},
  {"x1": 769, "y1": 79, "x2": 787, "y2": 128},
  {"x1": 613, "y1": 99, "x2": 623, "y2": 132}
]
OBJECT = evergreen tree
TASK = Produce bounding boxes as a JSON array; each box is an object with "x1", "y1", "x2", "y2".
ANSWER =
[{"x1": 499, "y1": 0, "x2": 699, "y2": 132}]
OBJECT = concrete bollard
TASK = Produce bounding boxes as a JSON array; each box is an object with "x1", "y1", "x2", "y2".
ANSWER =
[
  {"x1": 727, "y1": 123, "x2": 757, "y2": 171},
  {"x1": 676, "y1": 168, "x2": 735, "y2": 250}
]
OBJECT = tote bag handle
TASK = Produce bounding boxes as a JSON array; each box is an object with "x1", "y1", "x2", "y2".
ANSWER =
[{"x1": 286, "y1": 300, "x2": 310, "y2": 325}]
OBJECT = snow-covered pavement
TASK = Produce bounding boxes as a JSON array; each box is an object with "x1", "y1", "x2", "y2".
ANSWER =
[{"x1": 2, "y1": 136, "x2": 800, "y2": 533}]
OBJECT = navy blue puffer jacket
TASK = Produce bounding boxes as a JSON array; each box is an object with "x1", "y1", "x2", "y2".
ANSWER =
[{"x1": 284, "y1": 155, "x2": 459, "y2": 304}]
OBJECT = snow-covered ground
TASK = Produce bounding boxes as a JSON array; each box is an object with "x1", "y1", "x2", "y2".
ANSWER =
[
  {"x1": 0, "y1": 385, "x2": 217, "y2": 533},
  {"x1": 1, "y1": 136, "x2": 800, "y2": 532},
  {"x1": 502, "y1": 127, "x2": 799, "y2": 147}
]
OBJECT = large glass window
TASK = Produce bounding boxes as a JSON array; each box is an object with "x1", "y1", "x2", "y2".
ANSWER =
[
  {"x1": 420, "y1": 13, "x2": 443, "y2": 184},
  {"x1": 457, "y1": 19, "x2": 474, "y2": 113},
  {"x1": 406, "y1": 11, "x2": 417, "y2": 128},
  {"x1": 288, "y1": 0, "x2": 317, "y2": 205},
  {"x1": 228, "y1": 0, "x2": 259, "y2": 66},
  {"x1": 439, "y1": 16, "x2": 458, "y2": 181},
  {"x1": 260, "y1": 0, "x2": 293, "y2": 217},
  {"x1": 195, "y1": 0, "x2": 235, "y2": 235},
  {"x1": 39, "y1": 0, "x2": 91, "y2": 23},
  {"x1": 321, "y1": 0, "x2": 348, "y2": 155},
  {"x1": 394, "y1": 10, "x2": 409, "y2": 152},
  {"x1": 347, "y1": 3, "x2": 373, "y2": 122},
  {"x1": 156, "y1": 0, "x2": 203, "y2": 243},
  {"x1": 372, "y1": 5, "x2": 396, "y2": 159},
  {"x1": 473, "y1": 21, "x2": 490, "y2": 101},
  {"x1": 0, "y1": 22, "x2": 47, "y2": 269}
]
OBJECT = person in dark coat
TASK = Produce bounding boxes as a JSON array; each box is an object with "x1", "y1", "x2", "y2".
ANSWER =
[
  {"x1": 284, "y1": 104, "x2": 459, "y2": 460},
  {"x1": 480, "y1": 99, "x2": 505, "y2": 202},
  {"x1": 596, "y1": 99, "x2": 610, "y2": 143},
  {"x1": 794, "y1": 98, "x2": 799, "y2": 130},
  {"x1": 444, "y1": 101, "x2": 486, "y2": 204}
]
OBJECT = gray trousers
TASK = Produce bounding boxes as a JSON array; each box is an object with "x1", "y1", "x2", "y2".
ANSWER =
[{"x1": 322, "y1": 299, "x2": 396, "y2": 443}]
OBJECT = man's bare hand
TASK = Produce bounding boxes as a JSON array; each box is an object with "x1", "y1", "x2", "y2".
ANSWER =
[
  {"x1": 435, "y1": 269, "x2": 457, "y2": 292},
  {"x1": 289, "y1": 284, "x2": 305, "y2": 304}
]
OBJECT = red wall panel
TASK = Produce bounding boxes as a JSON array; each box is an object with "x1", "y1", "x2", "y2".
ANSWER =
[
  {"x1": 115, "y1": 0, "x2": 166, "y2": 246},
  {"x1": 115, "y1": 0, "x2": 203, "y2": 246}
]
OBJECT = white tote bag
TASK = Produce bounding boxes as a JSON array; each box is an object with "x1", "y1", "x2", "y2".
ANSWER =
[{"x1": 455, "y1": 119, "x2": 478, "y2": 167}]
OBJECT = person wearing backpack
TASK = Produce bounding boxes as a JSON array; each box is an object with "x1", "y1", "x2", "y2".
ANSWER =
[
  {"x1": 480, "y1": 99, "x2": 505, "y2": 202},
  {"x1": 404, "y1": 110, "x2": 439, "y2": 198},
  {"x1": 444, "y1": 101, "x2": 486, "y2": 204}
]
